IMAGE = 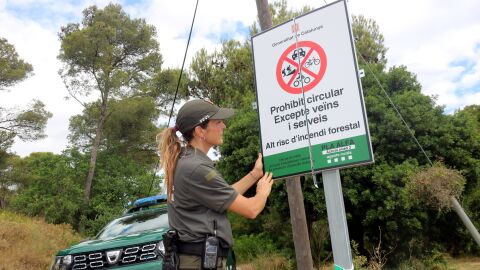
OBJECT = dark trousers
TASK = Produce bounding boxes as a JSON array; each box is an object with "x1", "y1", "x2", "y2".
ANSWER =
[{"x1": 178, "y1": 254, "x2": 227, "y2": 270}]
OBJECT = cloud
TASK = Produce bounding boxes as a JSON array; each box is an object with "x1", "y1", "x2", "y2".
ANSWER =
[
  {"x1": 143, "y1": 0, "x2": 256, "y2": 68},
  {"x1": 345, "y1": 0, "x2": 480, "y2": 112}
]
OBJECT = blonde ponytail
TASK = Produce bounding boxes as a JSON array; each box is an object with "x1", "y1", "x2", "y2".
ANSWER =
[{"x1": 157, "y1": 127, "x2": 182, "y2": 202}]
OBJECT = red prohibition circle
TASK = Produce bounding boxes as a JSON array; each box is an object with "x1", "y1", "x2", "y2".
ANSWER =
[{"x1": 275, "y1": 41, "x2": 327, "y2": 94}]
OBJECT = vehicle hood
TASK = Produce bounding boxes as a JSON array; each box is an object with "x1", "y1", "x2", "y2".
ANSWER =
[{"x1": 57, "y1": 227, "x2": 169, "y2": 255}]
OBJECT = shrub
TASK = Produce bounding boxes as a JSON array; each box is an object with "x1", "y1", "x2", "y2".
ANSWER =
[
  {"x1": 234, "y1": 233, "x2": 278, "y2": 263},
  {"x1": 408, "y1": 162, "x2": 465, "y2": 212}
]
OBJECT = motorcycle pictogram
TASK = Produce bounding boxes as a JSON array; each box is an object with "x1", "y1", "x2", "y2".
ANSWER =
[{"x1": 282, "y1": 65, "x2": 296, "y2": 77}]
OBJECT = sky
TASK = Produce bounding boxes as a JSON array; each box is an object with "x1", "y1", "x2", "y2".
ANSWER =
[{"x1": 0, "y1": 0, "x2": 479, "y2": 157}]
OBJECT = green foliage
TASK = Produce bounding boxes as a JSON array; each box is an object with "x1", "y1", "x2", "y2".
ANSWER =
[
  {"x1": 443, "y1": 105, "x2": 480, "y2": 190},
  {"x1": 64, "y1": 92, "x2": 161, "y2": 234},
  {"x1": 67, "y1": 104, "x2": 97, "y2": 150},
  {"x1": 363, "y1": 66, "x2": 446, "y2": 164},
  {"x1": 58, "y1": 3, "x2": 167, "y2": 203},
  {"x1": 69, "y1": 97, "x2": 160, "y2": 162},
  {"x1": 234, "y1": 233, "x2": 278, "y2": 263},
  {"x1": 351, "y1": 240, "x2": 368, "y2": 270},
  {"x1": 342, "y1": 161, "x2": 428, "y2": 264},
  {"x1": 0, "y1": 100, "x2": 52, "y2": 152},
  {"x1": 9, "y1": 149, "x2": 160, "y2": 235},
  {"x1": 384, "y1": 65, "x2": 422, "y2": 94},
  {"x1": 189, "y1": 40, "x2": 255, "y2": 108},
  {"x1": 0, "y1": 154, "x2": 32, "y2": 208},
  {"x1": 58, "y1": 3, "x2": 162, "y2": 98},
  {"x1": 422, "y1": 247, "x2": 452, "y2": 270},
  {"x1": 149, "y1": 68, "x2": 189, "y2": 113},
  {"x1": 352, "y1": 15, "x2": 387, "y2": 65},
  {"x1": 103, "y1": 98, "x2": 159, "y2": 156},
  {"x1": 0, "y1": 37, "x2": 33, "y2": 89},
  {"x1": 11, "y1": 152, "x2": 84, "y2": 226},
  {"x1": 75, "y1": 148, "x2": 161, "y2": 235},
  {"x1": 217, "y1": 104, "x2": 260, "y2": 181}
]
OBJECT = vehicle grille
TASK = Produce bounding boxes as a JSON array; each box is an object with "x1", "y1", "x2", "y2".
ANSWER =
[{"x1": 70, "y1": 242, "x2": 160, "y2": 269}]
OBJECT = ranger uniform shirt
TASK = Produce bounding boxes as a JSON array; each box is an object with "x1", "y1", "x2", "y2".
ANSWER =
[{"x1": 168, "y1": 146, "x2": 238, "y2": 247}]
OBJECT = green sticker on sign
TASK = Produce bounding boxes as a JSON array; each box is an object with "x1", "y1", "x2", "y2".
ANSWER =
[{"x1": 264, "y1": 134, "x2": 372, "y2": 178}]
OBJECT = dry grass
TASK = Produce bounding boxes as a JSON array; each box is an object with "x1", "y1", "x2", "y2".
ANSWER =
[
  {"x1": 447, "y1": 256, "x2": 480, "y2": 270},
  {"x1": 239, "y1": 256, "x2": 480, "y2": 270},
  {"x1": 0, "y1": 210, "x2": 83, "y2": 270},
  {"x1": 237, "y1": 254, "x2": 290, "y2": 270}
]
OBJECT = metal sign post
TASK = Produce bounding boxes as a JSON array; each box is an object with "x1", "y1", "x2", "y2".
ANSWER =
[{"x1": 323, "y1": 169, "x2": 353, "y2": 270}]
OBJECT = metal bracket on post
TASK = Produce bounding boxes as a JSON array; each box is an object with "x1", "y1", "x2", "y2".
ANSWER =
[
  {"x1": 322, "y1": 169, "x2": 354, "y2": 270},
  {"x1": 358, "y1": 69, "x2": 365, "y2": 78}
]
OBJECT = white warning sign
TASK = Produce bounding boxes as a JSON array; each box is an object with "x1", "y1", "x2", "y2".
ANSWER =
[{"x1": 251, "y1": 0, "x2": 374, "y2": 178}]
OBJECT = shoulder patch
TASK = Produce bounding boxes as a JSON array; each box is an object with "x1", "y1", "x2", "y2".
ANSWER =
[{"x1": 204, "y1": 169, "x2": 218, "y2": 181}]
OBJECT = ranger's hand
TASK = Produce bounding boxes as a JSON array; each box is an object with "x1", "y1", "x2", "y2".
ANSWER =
[
  {"x1": 251, "y1": 153, "x2": 264, "y2": 180},
  {"x1": 256, "y1": 172, "x2": 273, "y2": 197}
]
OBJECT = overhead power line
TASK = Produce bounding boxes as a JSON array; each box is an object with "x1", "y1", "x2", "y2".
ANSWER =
[{"x1": 148, "y1": 0, "x2": 200, "y2": 196}]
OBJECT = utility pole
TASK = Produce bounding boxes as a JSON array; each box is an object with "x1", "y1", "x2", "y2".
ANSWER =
[
  {"x1": 255, "y1": 1, "x2": 314, "y2": 269},
  {"x1": 286, "y1": 177, "x2": 315, "y2": 269},
  {"x1": 256, "y1": 0, "x2": 272, "y2": 29},
  {"x1": 451, "y1": 197, "x2": 480, "y2": 246}
]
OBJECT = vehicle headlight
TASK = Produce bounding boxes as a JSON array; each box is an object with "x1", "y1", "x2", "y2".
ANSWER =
[
  {"x1": 50, "y1": 255, "x2": 72, "y2": 270},
  {"x1": 157, "y1": 240, "x2": 165, "y2": 256}
]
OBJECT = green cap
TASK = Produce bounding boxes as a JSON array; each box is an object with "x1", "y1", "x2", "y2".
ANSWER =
[{"x1": 175, "y1": 99, "x2": 234, "y2": 134}]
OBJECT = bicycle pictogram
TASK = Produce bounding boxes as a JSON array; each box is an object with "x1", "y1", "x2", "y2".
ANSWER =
[
  {"x1": 304, "y1": 57, "x2": 320, "y2": 68},
  {"x1": 276, "y1": 41, "x2": 327, "y2": 94},
  {"x1": 293, "y1": 73, "x2": 311, "y2": 87}
]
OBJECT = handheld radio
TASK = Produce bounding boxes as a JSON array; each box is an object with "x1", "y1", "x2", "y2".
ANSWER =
[{"x1": 203, "y1": 220, "x2": 219, "y2": 269}]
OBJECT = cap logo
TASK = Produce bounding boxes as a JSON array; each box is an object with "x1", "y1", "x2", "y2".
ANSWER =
[
  {"x1": 205, "y1": 99, "x2": 215, "y2": 105},
  {"x1": 199, "y1": 114, "x2": 211, "y2": 124}
]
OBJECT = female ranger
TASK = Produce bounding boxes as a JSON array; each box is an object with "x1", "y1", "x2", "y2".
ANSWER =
[{"x1": 158, "y1": 99, "x2": 274, "y2": 269}]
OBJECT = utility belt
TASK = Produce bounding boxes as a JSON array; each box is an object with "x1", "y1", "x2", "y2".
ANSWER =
[
  {"x1": 177, "y1": 240, "x2": 229, "y2": 257},
  {"x1": 162, "y1": 229, "x2": 235, "y2": 270}
]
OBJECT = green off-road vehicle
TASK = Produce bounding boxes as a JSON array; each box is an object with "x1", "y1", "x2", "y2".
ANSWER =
[{"x1": 50, "y1": 195, "x2": 169, "y2": 270}]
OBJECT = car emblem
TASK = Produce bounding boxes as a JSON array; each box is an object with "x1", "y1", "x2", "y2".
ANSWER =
[{"x1": 106, "y1": 250, "x2": 121, "y2": 264}]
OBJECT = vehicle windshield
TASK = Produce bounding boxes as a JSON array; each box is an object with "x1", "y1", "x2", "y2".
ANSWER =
[{"x1": 96, "y1": 208, "x2": 168, "y2": 239}]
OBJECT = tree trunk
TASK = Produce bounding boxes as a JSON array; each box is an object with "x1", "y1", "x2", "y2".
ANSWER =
[
  {"x1": 286, "y1": 177, "x2": 314, "y2": 270},
  {"x1": 83, "y1": 98, "x2": 108, "y2": 204},
  {"x1": 256, "y1": 0, "x2": 273, "y2": 30}
]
